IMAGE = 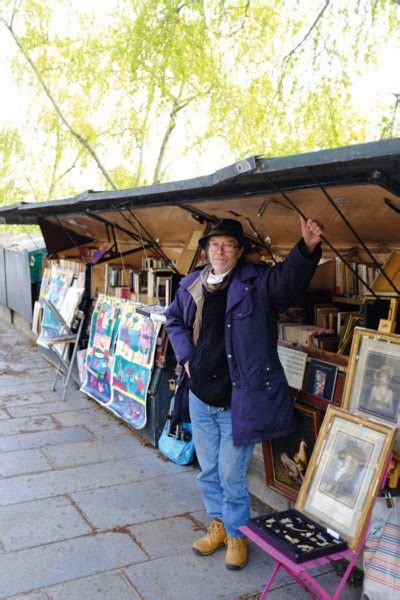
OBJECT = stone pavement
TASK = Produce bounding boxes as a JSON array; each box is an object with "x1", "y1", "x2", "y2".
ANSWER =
[{"x1": 0, "y1": 319, "x2": 362, "y2": 599}]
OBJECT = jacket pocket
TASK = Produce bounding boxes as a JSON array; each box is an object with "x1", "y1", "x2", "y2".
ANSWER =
[{"x1": 231, "y1": 296, "x2": 253, "y2": 320}]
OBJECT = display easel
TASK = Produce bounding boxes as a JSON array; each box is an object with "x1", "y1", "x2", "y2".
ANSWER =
[
  {"x1": 43, "y1": 299, "x2": 85, "y2": 402},
  {"x1": 240, "y1": 454, "x2": 392, "y2": 599}
]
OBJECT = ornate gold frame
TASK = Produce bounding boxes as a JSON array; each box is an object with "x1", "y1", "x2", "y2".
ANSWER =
[
  {"x1": 342, "y1": 327, "x2": 400, "y2": 450},
  {"x1": 296, "y1": 406, "x2": 395, "y2": 552}
]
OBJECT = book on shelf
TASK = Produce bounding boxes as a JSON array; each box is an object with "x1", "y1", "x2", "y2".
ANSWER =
[
  {"x1": 278, "y1": 323, "x2": 332, "y2": 347},
  {"x1": 314, "y1": 305, "x2": 339, "y2": 329},
  {"x1": 131, "y1": 270, "x2": 148, "y2": 296},
  {"x1": 334, "y1": 258, "x2": 379, "y2": 298},
  {"x1": 141, "y1": 256, "x2": 176, "y2": 270}
]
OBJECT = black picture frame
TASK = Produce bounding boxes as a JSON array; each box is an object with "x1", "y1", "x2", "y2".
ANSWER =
[{"x1": 305, "y1": 359, "x2": 339, "y2": 402}]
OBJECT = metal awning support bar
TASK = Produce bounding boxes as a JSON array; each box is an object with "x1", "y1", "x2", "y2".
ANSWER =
[
  {"x1": 95, "y1": 244, "x2": 153, "y2": 265},
  {"x1": 176, "y1": 203, "x2": 264, "y2": 252},
  {"x1": 85, "y1": 211, "x2": 149, "y2": 246},
  {"x1": 266, "y1": 178, "x2": 379, "y2": 300},
  {"x1": 309, "y1": 169, "x2": 400, "y2": 295},
  {"x1": 124, "y1": 205, "x2": 180, "y2": 275},
  {"x1": 55, "y1": 217, "x2": 84, "y2": 251}
]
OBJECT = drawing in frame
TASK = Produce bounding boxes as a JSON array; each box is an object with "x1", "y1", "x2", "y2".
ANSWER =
[
  {"x1": 342, "y1": 327, "x2": 400, "y2": 450},
  {"x1": 305, "y1": 359, "x2": 338, "y2": 402},
  {"x1": 262, "y1": 402, "x2": 322, "y2": 501},
  {"x1": 296, "y1": 406, "x2": 395, "y2": 552}
]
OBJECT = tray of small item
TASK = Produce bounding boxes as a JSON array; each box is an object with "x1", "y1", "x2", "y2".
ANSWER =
[{"x1": 247, "y1": 509, "x2": 347, "y2": 563}]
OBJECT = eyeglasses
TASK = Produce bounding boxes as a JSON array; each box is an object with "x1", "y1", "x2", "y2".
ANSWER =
[{"x1": 208, "y1": 242, "x2": 239, "y2": 252}]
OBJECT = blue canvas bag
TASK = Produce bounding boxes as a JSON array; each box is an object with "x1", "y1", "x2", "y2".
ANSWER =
[{"x1": 158, "y1": 388, "x2": 195, "y2": 465}]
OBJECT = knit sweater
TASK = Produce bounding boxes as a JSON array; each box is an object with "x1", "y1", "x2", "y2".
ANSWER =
[{"x1": 188, "y1": 286, "x2": 231, "y2": 408}]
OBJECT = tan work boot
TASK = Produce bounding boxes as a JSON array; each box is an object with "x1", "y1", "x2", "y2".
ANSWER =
[
  {"x1": 192, "y1": 519, "x2": 226, "y2": 556},
  {"x1": 224, "y1": 536, "x2": 248, "y2": 570}
]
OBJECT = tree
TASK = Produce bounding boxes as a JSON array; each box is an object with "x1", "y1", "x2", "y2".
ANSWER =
[{"x1": 0, "y1": 0, "x2": 399, "y2": 206}]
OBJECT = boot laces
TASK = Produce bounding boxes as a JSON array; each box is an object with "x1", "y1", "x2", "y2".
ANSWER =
[
  {"x1": 208, "y1": 520, "x2": 224, "y2": 539},
  {"x1": 226, "y1": 536, "x2": 245, "y2": 548}
]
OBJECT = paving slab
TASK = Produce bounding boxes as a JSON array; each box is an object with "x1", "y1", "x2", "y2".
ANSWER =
[
  {"x1": 0, "y1": 408, "x2": 9, "y2": 420},
  {"x1": 124, "y1": 549, "x2": 269, "y2": 600},
  {"x1": 1, "y1": 369, "x2": 57, "y2": 387},
  {"x1": 0, "y1": 495, "x2": 93, "y2": 551},
  {"x1": 0, "y1": 415, "x2": 56, "y2": 436},
  {"x1": 6, "y1": 592, "x2": 48, "y2": 600},
  {"x1": 0, "y1": 393, "x2": 49, "y2": 408},
  {"x1": 45, "y1": 571, "x2": 142, "y2": 599},
  {"x1": 39, "y1": 388, "x2": 88, "y2": 402},
  {"x1": 0, "y1": 532, "x2": 147, "y2": 598},
  {"x1": 52, "y1": 408, "x2": 124, "y2": 428},
  {"x1": 128, "y1": 515, "x2": 206, "y2": 560},
  {"x1": 70, "y1": 471, "x2": 204, "y2": 529},
  {"x1": 42, "y1": 435, "x2": 150, "y2": 469},
  {"x1": 0, "y1": 380, "x2": 54, "y2": 397},
  {"x1": 5, "y1": 398, "x2": 92, "y2": 418},
  {"x1": 0, "y1": 455, "x2": 188, "y2": 506},
  {"x1": 0, "y1": 448, "x2": 51, "y2": 477},
  {"x1": 0, "y1": 426, "x2": 93, "y2": 452}
]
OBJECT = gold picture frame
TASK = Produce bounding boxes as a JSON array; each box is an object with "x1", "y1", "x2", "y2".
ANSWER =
[
  {"x1": 342, "y1": 327, "x2": 400, "y2": 450},
  {"x1": 296, "y1": 406, "x2": 395, "y2": 552}
]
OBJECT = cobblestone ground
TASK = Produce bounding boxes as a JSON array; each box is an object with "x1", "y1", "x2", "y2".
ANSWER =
[{"x1": 0, "y1": 319, "x2": 362, "y2": 599}]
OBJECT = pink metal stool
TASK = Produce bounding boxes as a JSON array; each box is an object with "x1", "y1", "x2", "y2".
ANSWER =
[
  {"x1": 240, "y1": 453, "x2": 393, "y2": 599},
  {"x1": 240, "y1": 523, "x2": 366, "y2": 599}
]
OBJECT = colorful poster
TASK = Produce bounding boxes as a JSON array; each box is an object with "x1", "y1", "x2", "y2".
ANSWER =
[
  {"x1": 80, "y1": 294, "x2": 122, "y2": 405},
  {"x1": 108, "y1": 302, "x2": 161, "y2": 429},
  {"x1": 37, "y1": 267, "x2": 74, "y2": 347}
]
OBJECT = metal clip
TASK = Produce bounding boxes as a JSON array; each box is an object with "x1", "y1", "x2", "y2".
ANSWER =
[{"x1": 385, "y1": 490, "x2": 395, "y2": 509}]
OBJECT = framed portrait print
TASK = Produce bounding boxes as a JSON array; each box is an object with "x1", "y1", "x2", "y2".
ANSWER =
[
  {"x1": 342, "y1": 327, "x2": 400, "y2": 448},
  {"x1": 296, "y1": 406, "x2": 395, "y2": 551},
  {"x1": 305, "y1": 359, "x2": 338, "y2": 402},
  {"x1": 262, "y1": 402, "x2": 322, "y2": 501}
]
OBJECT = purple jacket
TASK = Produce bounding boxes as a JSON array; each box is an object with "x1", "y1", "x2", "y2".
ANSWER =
[{"x1": 165, "y1": 240, "x2": 321, "y2": 445}]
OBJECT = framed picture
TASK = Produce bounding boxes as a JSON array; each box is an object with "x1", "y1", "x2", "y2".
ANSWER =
[
  {"x1": 342, "y1": 327, "x2": 400, "y2": 449},
  {"x1": 296, "y1": 406, "x2": 395, "y2": 551},
  {"x1": 262, "y1": 402, "x2": 322, "y2": 501},
  {"x1": 305, "y1": 359, "x2": 338, "y2": 402}
]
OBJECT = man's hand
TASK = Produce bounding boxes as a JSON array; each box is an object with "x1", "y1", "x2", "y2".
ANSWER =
[
  {"x1": 184, "y1": 361, "x2": 191, "y2": 377},
  {"x1": 300, "y1": 217, "x2": 323, "y2": 252}
]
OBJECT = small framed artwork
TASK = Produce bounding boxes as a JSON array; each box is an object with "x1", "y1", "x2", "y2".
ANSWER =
[
  {"x1": 305, "y1": 359, "x2": 339, "y2": 402},
  {"x1": 296, "y1": 406, "x2": 395, "y2": 551},
  {"x1": 262, "y1": 402, "x2": 322, "y2": 501},
  {"x1": 342, "y1": 327, "x2": 400, "y2": 449}
]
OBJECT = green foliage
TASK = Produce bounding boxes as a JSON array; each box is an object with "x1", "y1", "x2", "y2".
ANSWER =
[{"x1": 0, "y1": 0, "x2": 399, "y2": 206}]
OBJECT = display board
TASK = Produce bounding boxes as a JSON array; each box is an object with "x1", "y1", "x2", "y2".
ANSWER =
[
  {"x1": 37, "y1": 267, "x2": 74, "y2": 346},
  {"x1": 81, "y1": 294, "x2": 122, "y2": 405},
  {"x1": 81, "y1": 296, "x2": 162, "y2": 430},
  {"x1": 107, "y1": 302, "x2": 161, "y2": 429}
]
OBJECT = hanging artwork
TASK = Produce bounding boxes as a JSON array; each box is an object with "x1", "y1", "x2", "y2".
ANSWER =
[
  {"x1": 81, "y1": 294, "x2": 122, "y2": 405},
  {"x1": 342, "y1": 327, "x2": 400, "y2": 450},
  {"x1": 107, "y1": 302, "x2": 161, "y2": 429},
  {"x1": 37, "y1": 267, "x2": 74, "y2": 347}
]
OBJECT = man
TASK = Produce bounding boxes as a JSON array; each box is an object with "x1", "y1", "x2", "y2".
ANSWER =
[{"x1": 165, "y1": 216, "x2": 322, "y2": 570}]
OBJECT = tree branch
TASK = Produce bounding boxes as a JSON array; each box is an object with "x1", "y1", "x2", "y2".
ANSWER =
[
  {"x1": 0, "y1": 16, "x2": 117, "y2": 191},
  {"x1": 275, "y1": 0, "x2": 331, "y2": 99}
]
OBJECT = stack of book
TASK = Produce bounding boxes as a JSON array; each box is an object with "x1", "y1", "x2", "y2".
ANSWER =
[{"x1": 334, "y1": 258, "x2": 379, "y2": 297}]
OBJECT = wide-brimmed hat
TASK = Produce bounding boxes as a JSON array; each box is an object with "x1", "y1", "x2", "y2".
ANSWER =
[{"x1": 198, "y1": 218, "x2": 250, "y2": 250}]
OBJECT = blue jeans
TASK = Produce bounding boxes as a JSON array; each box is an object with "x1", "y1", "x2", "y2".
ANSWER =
[{"x1": 189, "y1": 390, "x2": 254, "y2": 538}]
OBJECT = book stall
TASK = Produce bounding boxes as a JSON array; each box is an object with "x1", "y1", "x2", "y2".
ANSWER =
[{"x1": 1, "y1": 138, "x2": 400, "y2": 597}]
